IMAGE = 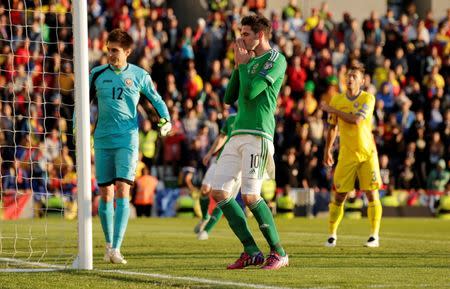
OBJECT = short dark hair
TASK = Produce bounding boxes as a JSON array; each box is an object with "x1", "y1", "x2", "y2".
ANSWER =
[
  {"x1": 348, "y1": 62, "x2": 365, "y2": 75},
  {"x1": 107, "y1": 29, "x2": 133, "y2": 49},
  {"x1": 241, "y1": 14, "x2": 272, "y2": 38}
]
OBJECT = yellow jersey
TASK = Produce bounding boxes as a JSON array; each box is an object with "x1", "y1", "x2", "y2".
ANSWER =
[{"x1": 328, "y1": 90, "x2": 376, "y2": 161}]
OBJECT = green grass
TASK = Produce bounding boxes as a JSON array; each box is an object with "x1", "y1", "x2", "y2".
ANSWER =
[{"x1": 1, "y1": 217, "x2": 450, "y2": 289}]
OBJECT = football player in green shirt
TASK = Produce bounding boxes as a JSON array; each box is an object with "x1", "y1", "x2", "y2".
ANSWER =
[{"x1": 210, "y1": 14, "x2": 289, "y2": 270}]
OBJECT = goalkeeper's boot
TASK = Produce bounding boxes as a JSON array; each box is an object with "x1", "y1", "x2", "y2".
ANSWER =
[
  {"x1": 103, "y1": 244, "x2": 112, "y2": 262},
  {"x1": 109, "y1": 248, "x2": 127, "y2": 264},
  {"x1": 261, "y1": 251, "x2": 289, "y2": 270},
  {"x1": 197, "y1": 230, "x2": 209, "y2": 241},
  {"x1": 325, "y1": 236, "x2": 337, "y2": 247},
  {"x1": 226, "y1": 251, "x2": 264, "y2": 269},
  {"x1": 364, "y1": 236, "x2": 379, "y2": 248},
  {"x1": 194, "y1": 217, "x2": 209, "y2": 234}
]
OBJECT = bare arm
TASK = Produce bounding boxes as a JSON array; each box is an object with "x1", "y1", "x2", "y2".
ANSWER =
[
  {"x1": 185, "y1": 172, "x2": 197, "y2": 192},
  {"x1": 324, "y1": 123, "x2": 338, "y2": 167},
  {"x1": 321, "y1": 102, "x2": 364, "y2": 125},
  {"x1": 203, "y1": 133, "x2": 227, "y2": 166}
]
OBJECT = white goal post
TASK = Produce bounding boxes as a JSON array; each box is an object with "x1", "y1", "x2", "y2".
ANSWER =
[
  {"x1": 0, "y1": 0, "x2": 92, "y2": 270},
  {"x1": 73, "y1": 0, "x2": 93, "y2": 270}
]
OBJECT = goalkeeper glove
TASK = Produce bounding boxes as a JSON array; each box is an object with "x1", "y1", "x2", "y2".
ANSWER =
[{"x1": 158, "y1": 118, "x2": 172, "y2": 137}]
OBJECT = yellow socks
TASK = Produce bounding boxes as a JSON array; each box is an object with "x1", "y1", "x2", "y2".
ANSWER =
[
  {"x1": 328, "y1": 202, "x2": 344, "y2": 237},
  {"x1": 367, "y1": 200, "x2": 382, "y2": 237}
]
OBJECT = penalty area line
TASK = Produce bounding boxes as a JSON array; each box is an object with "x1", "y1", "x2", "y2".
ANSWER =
[
  {"x1": 0, "y1": 258, "x2": 303, "y2": 289},
  {"x1": 98, "y1": 269, "x2": 309, "y2": 289}
]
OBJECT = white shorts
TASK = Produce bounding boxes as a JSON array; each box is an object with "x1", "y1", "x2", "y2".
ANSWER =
[
  {"x1": 202, "y1": 160, "x2": 217, "y2": 188},
  {"x1": 212, "y1": 134, "x2": 275, "y2": 195},
  {"x1": 203, "y1": 160, "x2": 242, "y2": 197}
]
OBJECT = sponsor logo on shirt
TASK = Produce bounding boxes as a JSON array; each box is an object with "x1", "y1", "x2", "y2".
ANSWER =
[
  {"x1": 353, "y1": 101, "x2": 359, "y2": 108},
  {"x1": 249, "y1": 168, "x2": 256, "y2": 175},
  {"x1": 250, "y1": 63, "x2": 260, "y2": 74}
]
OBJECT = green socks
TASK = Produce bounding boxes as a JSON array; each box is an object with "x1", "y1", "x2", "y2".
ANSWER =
[
  {"x1": 204, "y1": 207, "x2": 223, "y2": 233},
  {"x1": 199, "y1": 195, "x2": 210, "y2": 221},
  {"x1": 218, "y1": 197, "x2": 260, "y2": 255},
  {"x1": 250, "y1": 199, "x2": 286, "y2": 256}
]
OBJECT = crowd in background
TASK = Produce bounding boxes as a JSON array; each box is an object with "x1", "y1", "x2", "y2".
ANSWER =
[{"x1": 0, "y1": 0, "x2": 449, "y2": 216}]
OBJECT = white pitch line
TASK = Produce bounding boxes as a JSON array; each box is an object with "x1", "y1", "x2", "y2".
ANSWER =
[
  {"x1": 0, "y1": 257, "x2": 331, "y2": 289},
  {"x1": 0, "y1": 257, "x2": 66, "y2": 272},
  {"x1": 0, "y1": 268, "x2": 62, "y2": 273},
  {"x1": 1, "y1": 258, "x2": 447, "y2": 289},
  {"x1": 97, "y1": 269, "x2": 303, "y2": 289}
]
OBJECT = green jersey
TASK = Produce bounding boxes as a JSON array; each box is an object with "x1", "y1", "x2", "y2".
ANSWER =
[
  {"x1": 216, "y1": 114, "x2": 236, "y2": 160},
  {"x1": 224, "y1": 49, "x2": 286, "y2": 142}
]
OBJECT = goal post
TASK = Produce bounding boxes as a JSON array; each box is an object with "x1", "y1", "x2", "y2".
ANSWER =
[
  {"x1": 73, "y1": 0, "x2": 93, "y2": 270},
  {"x1": 0, "y1": 0, "x2": 92, "y2": 271}
]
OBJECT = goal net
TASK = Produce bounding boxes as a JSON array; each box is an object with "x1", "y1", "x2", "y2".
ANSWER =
[{"x1": 0, "y1": 0, "x2": 92, "y2": 270}]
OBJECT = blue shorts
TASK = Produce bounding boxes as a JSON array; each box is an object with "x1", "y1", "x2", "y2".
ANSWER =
[{"x1": 94, "y1": 147, "x2": 138, "y2": 186}]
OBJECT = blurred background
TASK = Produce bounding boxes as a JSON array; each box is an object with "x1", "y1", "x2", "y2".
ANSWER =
[{"x1": 0, "y1": 0, "x2": 449, "y2": 220}]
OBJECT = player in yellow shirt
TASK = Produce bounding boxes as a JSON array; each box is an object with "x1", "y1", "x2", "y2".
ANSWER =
[{"x1": 321, "y1": 62, "x2": 382, "y2": 248}]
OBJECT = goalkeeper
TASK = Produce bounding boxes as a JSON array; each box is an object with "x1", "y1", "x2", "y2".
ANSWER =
[{"x1": 88, "y1": 29, "x2": 171, "y2": 264}]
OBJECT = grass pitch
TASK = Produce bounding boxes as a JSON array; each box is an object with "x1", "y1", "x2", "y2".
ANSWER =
[{"x1": 1, "y1": 217, "x2": 449, "y2": 289}]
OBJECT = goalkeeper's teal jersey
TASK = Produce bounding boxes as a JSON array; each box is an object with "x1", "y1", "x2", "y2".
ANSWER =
[
  {"x1": 225, "y1": 49, "x2": 286, "y2": 142},
  {"x1": 89, "y1": 63, "x2": 169, "y2": 149}
]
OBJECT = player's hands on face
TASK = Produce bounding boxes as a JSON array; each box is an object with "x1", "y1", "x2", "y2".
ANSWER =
[
  {"x1": 158, "y1": 118, "x2": 172, "y2": 137},
  {"x1": 234, "y1": 38, "x2": 254, "y2": 66}
]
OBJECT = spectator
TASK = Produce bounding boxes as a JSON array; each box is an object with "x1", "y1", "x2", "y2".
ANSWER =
[
  {"x1": 139, "y1": 119, "x2": 158, "y2": 172},
  {"x1": 133, "y1": 166, "x2": 158, "y2": 217},
  {"x1": 396, "y1": 98, "x2": 415, "y2": 136},
  {"x1": 286, "y1": 55, "x2": 307, "y2": 99},
  {"x1": 427, "y1": 159, "x2": 450, "y2": 192},
  {"x1": 276, "y1": 147, "x2": 300, "y2": 189},
  {"x1": 0, "y1": 1, "x2": 449, "y2": 218}
]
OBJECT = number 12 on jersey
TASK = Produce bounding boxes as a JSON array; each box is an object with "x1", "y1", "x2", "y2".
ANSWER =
[{"x1": 112, "y1": 87, "x2": 123, "y2": 100}]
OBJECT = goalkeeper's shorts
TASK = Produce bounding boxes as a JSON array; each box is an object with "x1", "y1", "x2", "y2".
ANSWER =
[{"x1": 94, "y1": 147, "x2": 138, "y2": 186}]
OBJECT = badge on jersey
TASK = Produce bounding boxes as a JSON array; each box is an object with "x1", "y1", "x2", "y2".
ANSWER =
[
  {"x1": 263, "y1": 61, "x2": 273, "y2": 70},
  {"x1": 125, "y1": 78, "x2": 133, "y2": 87}
]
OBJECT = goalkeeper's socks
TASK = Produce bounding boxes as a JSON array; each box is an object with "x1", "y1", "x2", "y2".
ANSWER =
[
  {"x1": 98, "y1": 199, "x2": 114, "y2": 244},
  {"x1": 204, "y1": 206, "x2": 223, "y2": 233},
  {"x1": 218, "y1": 197, "x2": 260, "y2": 255},
  {"x1": 368, "y1": 199, "x2": 382, "y2": 237},
  {"x1": 113, "y1": 198, "x2": 130, "y2": 249},
  {"x1": 328, "y1": 202, "x2": 344, "y2": 236},
  {"x1": 199, "y1": 195, "x2": 210, "y2": 221},
  {"x1": 249, "y1": 199, "x2": 286, "y2": 257}
]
